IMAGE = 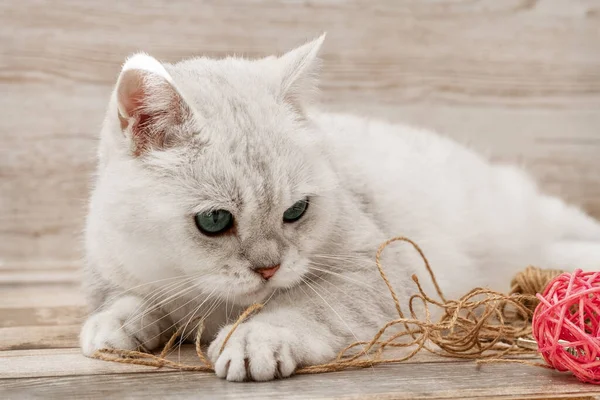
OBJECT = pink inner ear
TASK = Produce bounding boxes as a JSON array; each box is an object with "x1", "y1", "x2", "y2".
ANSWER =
[
  {"x1": 117, "y1": 70, "x2": 177, "y2": 156},
  {"x1": 118, "y1": 71, "x2": 146, "y2": 119},
  {"x1": 118, "y1": 81, "x2": 145, "y2": 132}
]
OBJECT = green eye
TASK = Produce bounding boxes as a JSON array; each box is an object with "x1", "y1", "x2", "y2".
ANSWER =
[
  {"x1": 283, "y1": 198, "x2": 309, "y2": 223},
  {"x1": 194, "y1": 210, "x2": 233, "y2": 235}
]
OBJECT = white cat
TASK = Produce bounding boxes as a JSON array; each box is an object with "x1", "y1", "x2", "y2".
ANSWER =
[{"x1": 80, "y1": 35, "x2": 600, "y2": 381}]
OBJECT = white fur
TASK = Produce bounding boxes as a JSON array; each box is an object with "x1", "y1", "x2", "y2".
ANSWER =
[
  {"x1": 80, "y1": 36, "x2": 600, "y2": 381},
  {"x1": 121, "y1": 53, "x2": 173, "y2": 82}
]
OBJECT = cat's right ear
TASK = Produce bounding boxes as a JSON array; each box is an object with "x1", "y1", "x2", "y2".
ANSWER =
[
  {"x1": 115, "y1": 53, "x2": 193, "y2": 156},
  {"x1": 276, "y1": 34, "x2": 326, "y2": 113}
]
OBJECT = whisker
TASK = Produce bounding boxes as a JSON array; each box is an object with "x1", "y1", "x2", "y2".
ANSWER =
[
  {"x1": 125, "y1": 275, "x2": 202, "y2": 327},
  {"x1": 121, "y1": 282, "x2": 200, "y2": 332},
  {"x1": 116, "y1": 267, "x2": 221, "y2": 332},
  {"x1": 139, "y1": 288, "x2": 218, "y2": 352},
  {"x1": 308, "y1": 259, "x2": 373, "y2": 271},
  {"x1": 125, "y1": 283, "x2": 211, "y2": 339},
  {"x1": 177, "y1": 296, "x2": 223, "y2": 360},
  {"x1": 262, "y1": 288, "x2": 278, "y2": 308},
  {"x1": 312, "y1": 254, "x2": 375, "y2": 263},
  {"x1": 298, "y1": 275, "x2": 363, "y2": 347},
  {"x1": 89, "y1": 272, "x2": 197, "y2": 316},
  {"x1": 308, "y1": 259, "x2": 375, "y2": 273},
  {"x1": 227, "y1": 292, "x2": 237, "y2": 322},
  {"x1": 307, "y1": 265, "x2": 378, "y2": 291},
  {"x1": 224, "y1": 286, "x2": 231, "y2": 324}
]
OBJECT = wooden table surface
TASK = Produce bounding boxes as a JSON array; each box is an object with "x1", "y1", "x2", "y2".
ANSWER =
[
  {"x1": 2, "y1": 0, "x2": 600, "y2": 398},
  {"x1": 2, "y1": 280, "x2": 600, "y2": 400}
]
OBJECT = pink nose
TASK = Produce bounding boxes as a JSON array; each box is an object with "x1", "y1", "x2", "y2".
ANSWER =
[{"x1": 255, "y1": 265, "x2": 280, "y2": 280}]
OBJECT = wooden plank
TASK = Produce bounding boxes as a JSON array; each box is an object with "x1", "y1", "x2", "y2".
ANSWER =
[
  {"x1": 0, "y1": 285, "x2": 84, "y2": 309},
  {"x1": 0, "y1": 305, "x2": 85, "y2": 329},
  {"x1": 1, "y1": 0, "x2": 599, "y2": 99},
  {"x1": 2, "y1": 358, "x2": 600, "y2": 399},
  {"x1": 0, "y1": 273, "x2": 85, "y2": 349},
  {"x1": 0, "y1": 348, "x2": 186, "y2": 379},
  {"x1": 1, "y1": 0, "x2": 600, "y2": 264},
  {"x1": 0, "y1": 325, "x2": 80, "y2": 351},
  {"x1": 0, "y1": 262, "x2": 80, "y2": 272},
  {"x1": 0, "y1": 346, "x2": 500, "y2": 379},
  {"x1": 0, "y1": 269, "x2": 80, "y2": 284}
]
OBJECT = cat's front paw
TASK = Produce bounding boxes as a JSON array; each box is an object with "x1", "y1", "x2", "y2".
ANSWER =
[
  {"x1": 79, "y1": 296, "x2": 171, "y2": 357},
  {"x1": 208, "y1": 321, "x2": 305, "y2": 382},
  {"x1": 80, "y1": 311, "x2": 142, "y2": 356}
]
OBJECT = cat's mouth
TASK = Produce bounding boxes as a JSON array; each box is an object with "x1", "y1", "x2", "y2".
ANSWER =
[
  {"x1": 246, "y1": 286, "x2": 266, "y2": 296},
  {"x1": 236, "y1": 284, "x2": 275, "y2": 305}
]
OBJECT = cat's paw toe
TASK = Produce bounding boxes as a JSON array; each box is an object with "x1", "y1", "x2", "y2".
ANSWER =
[
  {"x1": 80, "y1": 311, "x2": 140, "y2": 357},
  {"x1": 80, "y1": 296, "x2": 173, "y2": 357},
  {"x1": 208, "y1": 321, "x2": 298, "y2": 381}
]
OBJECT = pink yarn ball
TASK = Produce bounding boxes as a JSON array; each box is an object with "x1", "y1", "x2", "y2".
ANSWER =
[{"x1": 532, "y1": 269, "x2": 600, "y2": 384}]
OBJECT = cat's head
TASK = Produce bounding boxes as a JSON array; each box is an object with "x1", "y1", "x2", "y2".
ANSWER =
[{"x1": 89, "y1": 35, "x2": 339, "y2": 305}]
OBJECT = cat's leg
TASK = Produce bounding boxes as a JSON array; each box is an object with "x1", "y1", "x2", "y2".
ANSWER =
[
  {"x1": 80, "y1": 295, "x2": 174, "y2": 356},
  {"x1": 207, "y1": 276, "x2": 391, "y2": 381}
]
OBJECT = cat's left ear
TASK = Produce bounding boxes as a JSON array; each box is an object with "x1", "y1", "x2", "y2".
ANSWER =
[
  {"x1": 115, "y1": 53, "x2": 194, "y2": 157},
  {"x1": 277, "y1": 33, "x2": 326, "y2": 111}
]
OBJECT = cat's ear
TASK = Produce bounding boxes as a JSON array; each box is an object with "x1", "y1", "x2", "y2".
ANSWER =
[
  {"x1": 115, "y1": 53, "x2": 193, "y2": 156},
  {"x1": 277, "y1": 33, "x2": 326, "y2": 111}
]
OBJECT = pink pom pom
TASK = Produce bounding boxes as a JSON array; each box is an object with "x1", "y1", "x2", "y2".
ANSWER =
[{"x1": 532, "y1": 269, "x2": 600, "y2": 384}]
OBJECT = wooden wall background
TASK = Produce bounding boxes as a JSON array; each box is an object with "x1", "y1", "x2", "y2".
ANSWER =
[{"x1": 1, "y1": 0, "x2": 600, "y2": 271}]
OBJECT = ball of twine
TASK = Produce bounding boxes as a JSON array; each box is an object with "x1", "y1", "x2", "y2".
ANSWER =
[
  {"x1": 533, "y1": 270, "x2": 600, "y2": 384},
  {"x1": 509, "y1": 266, "x2": 565, "y2": 312}
]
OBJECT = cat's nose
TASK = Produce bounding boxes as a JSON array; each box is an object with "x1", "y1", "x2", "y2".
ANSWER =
[{"x1": 253, "y1": 264, "x2": 280, "y2": 280}]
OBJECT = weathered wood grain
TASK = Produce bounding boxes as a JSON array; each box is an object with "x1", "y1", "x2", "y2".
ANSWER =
[
  {"x1": 0, "y1": 348, "x2": 180, "y2": 379},
  {"x1": 0, "y1": 276, "x2": 85, "y2": 350},
  {"x1": 1, "y1": 345, "x2": 520, "y2": 379},
  {"x1": 0, "y1": 284, "x2": 84, "y2": 309},
  {"x1": 0, "y1": 306, "x2": 84, "y2": 329},
  {"x1": 0, "y1": 269, "x2": 80, "y2": 285},
  {"x1": 2, "y1": 360, "x2": 600, "y2": 399},
  {"x1": 0, "y1": 325, "x2": 80, "y2": 351},
  {"x1": 1, "y1": 0, "x2": 599, "y2": 264}
]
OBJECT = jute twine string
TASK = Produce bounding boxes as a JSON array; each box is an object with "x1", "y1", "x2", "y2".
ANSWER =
[
  {"x1": 508, "y1": 266, "x2": 566, "y2": 312},
  {"x1": 93, "y1": 236, "x2": 563, "y2": 375}
]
